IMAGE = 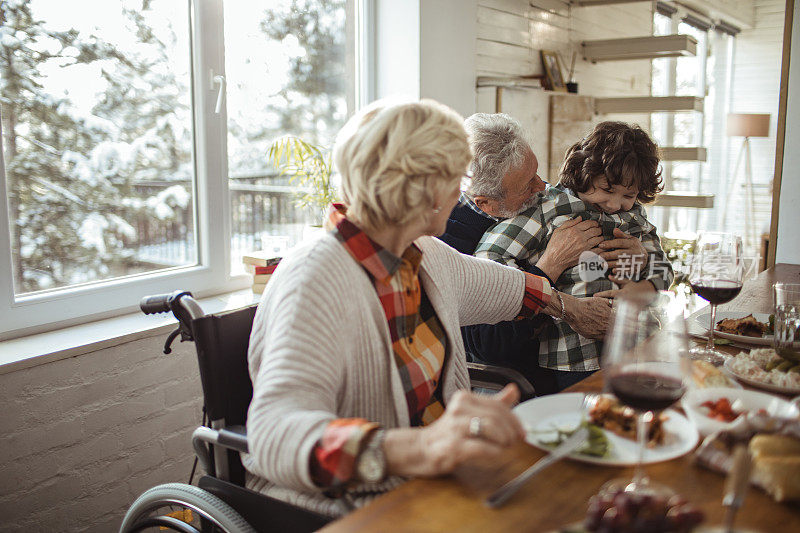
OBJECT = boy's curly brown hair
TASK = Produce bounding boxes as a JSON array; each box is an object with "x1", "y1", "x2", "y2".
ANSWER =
[{"x1": 558, "y1": 121, "x2": 663, "y2": 203}]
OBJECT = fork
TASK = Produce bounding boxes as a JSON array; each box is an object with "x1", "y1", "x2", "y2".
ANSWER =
[{"x1": 485, "y1": 393, "x2": 599, "y2": 508}]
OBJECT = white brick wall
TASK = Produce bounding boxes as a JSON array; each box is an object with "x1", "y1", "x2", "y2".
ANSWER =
[{"x1": 0, "y1": 334, "x2": 202, "y2": 532}]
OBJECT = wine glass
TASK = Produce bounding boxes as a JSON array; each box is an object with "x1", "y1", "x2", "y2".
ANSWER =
[
  {"x1": 773, "y1": 283, "x2": 800, "y2": 362},
  {"x1": 602, "y1": 291, "x2": 691, "y2": 496},
  {"x1": 688, "y1": 232, "x2": 744, "y2": 366}
]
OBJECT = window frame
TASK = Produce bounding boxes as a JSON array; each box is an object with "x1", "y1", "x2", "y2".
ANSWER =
[{"x1": 0, "y1": 0, "x2": 365, "y2": 340}]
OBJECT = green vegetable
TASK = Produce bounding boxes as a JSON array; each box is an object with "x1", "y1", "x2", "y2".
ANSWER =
[
  {"x1": 776, "y1": 360, "x2": 794, "y2": 372},
  {"x1": 713, "y1": 338, "x2": 733, "y2": 346},
  {"x1": 540, "y1": 421, "x2": 610, "y2": 458},
  {"x1": 766, "y1": 359, "x2": 782, "y2": 372},
  {"x1": 767, "y1": 314, "x2": 775, "y2": 335},
  {"x1": 789, "y1": 364, "x2": 800, "y2": 374}
]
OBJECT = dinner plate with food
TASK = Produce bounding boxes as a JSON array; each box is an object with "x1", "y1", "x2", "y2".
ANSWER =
[
  {"x1": 514, "y1": 393, "x2": 699, "y2": 466},
  {"x1": 681, "y1": 387, "x2": 800, "y2": 436},
  {"x1": 694, "y1": 311, "x2": 774, "y2": 345},
  {"x1": 724, "y1": 348, "x2": 800, "y2": 395}
]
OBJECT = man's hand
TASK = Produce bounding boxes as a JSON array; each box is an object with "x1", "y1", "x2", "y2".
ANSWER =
[
  {"x1": 596, "y1": 228, "x2": 648, "y2": 275},
  {"x1": 560, "y1": 293, "x2": 612, "y2": 340},
  {"x1": 536, "y1": 218, "x2": 603, "y2": 281},
  {"x1": 594, "y1": 276, "x2": 656, "y2": 299}
]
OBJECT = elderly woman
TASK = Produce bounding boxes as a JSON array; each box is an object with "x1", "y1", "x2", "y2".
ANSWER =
[{"x1": 243, "y1": 99, "x2": 611, "y2": 516}]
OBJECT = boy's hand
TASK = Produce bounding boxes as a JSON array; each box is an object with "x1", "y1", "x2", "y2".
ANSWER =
[{"x1": 594, "y1": 277, "x2": 656, "y2": 299}]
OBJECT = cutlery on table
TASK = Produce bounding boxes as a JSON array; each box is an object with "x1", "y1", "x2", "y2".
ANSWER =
[
  {"x1": 723, "y1": 444, "x2": 752, "y2": 532},
  {"x1": 485, "y1": 426, "x2": 588, "y2": 508}
]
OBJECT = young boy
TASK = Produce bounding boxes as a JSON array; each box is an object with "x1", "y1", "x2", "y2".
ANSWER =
[{"x1": 474, "y1": 121, "x2": 673, "y2": 376}]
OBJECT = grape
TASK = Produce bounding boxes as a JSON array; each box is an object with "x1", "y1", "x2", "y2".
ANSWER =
[{"x1": 584, "y1": 490, "x2": 705, "y2": 532}]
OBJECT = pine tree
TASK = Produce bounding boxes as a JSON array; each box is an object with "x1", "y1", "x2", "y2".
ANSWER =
[
  {"x1": 1, "y1": 0, "x2": 190, "y2": 292},
  {"x1": 251, "y1": 0, "x2": 347, "y2": 148}
]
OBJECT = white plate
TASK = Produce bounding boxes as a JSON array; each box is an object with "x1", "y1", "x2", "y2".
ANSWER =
[
  {"x1": 682, "y1": 387, "x2": 800, "y2": 436},
  {"x1": 723, "y1": 357, "x2": 800, "y2": 395},
  {"x1": 694, "y1": 311, "x2": 773, "y2": 346},
  {"x1": 513, "y1": 393, "x2": 699, "y2": 467}
]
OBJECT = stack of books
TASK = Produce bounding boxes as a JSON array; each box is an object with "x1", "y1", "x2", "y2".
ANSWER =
[{"x1": 242, "y1": 252, "x2": 282, "y2": 294}]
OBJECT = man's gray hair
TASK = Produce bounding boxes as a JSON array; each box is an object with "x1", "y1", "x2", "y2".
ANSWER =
[{"x1": 464, "y1": 113, "x2": 531, "y2": 199}]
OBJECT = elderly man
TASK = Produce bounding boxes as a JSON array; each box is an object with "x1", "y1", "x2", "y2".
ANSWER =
[{"x1": 440, "y1": 113, "x2": 617, "y2": 393}]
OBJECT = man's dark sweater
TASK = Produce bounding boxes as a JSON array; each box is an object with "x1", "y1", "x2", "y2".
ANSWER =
[{"x1": 439, "y1": 199, "x2": 559, "y2": 394}]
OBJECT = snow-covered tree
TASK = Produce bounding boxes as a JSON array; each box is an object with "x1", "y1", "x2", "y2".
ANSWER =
[{"x1": 1, "y1": 0, "x2": 190, "y2": 292}]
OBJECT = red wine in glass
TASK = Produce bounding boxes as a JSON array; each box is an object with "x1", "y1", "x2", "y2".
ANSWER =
[
  {"x1": 608, "y1": 372, "x2": 686, "y2": 412},
  {"x1": 689, "y1": 279, "x2": 743, "y2": 305}
]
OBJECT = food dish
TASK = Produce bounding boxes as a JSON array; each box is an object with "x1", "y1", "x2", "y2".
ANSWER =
[
  {"x1": 588, "y1": 395, "x2": 665, "y2": 446},
  {"x1": 690, "y1": 360, "x2": 741, "y2": 389},
  {"x1": 682, "y1": 387, "x2": 800, "y2": 436},
  {"x1": 724, "y1": 349, "x2": 800, "y2": 395},
  {"x1": 717, "y1": 314, "x2": 768, "y2": 337},
  {"x1": 514, "y1": 393, "x2": 699, "y2": 466},
  {"x1": 694, "y1": 311, "x2": 773, "y2": 346}
]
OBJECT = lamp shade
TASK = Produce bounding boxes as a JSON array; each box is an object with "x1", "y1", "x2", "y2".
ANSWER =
[{"x1": 726, "y1": 113, "x2": 770, "y2": 138}]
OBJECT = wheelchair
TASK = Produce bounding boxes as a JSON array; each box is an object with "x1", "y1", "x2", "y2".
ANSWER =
[{"x1": 120, "y1": 290, "x2": 536, "y2": 532}]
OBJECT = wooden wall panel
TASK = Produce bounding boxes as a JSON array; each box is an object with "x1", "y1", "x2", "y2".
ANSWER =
[{"x1": 476, "y1": 0, "x2": 654, "y2": 180}]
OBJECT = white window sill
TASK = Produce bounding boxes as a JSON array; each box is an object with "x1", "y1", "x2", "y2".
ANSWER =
[{"x1": 0, "y1": 289, "x2": 261, "y2": 375}]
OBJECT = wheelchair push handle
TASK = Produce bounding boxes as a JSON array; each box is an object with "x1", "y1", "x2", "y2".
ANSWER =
[
  {"x1": 139, "y1": 292, "x2": 178, "y2": 315},
  {"x1": 140, "y1": 290, "x2": 207, "y2": 354}
]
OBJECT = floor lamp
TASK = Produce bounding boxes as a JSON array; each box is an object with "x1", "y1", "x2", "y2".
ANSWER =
[{"x1": 723, "y1": 112, "x2": 770, "y2": 251}]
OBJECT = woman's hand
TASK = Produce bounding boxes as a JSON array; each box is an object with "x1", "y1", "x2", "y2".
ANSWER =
[
  {"x1": 536, "y1": 218, "x2": 603, "y2": 281},
  {"x1": 383, "y1": 385, "x2": 525, "y2": 478},
  {"x1": 596, "y1": 228, "x2": 648, "y2": 276},
  {"x1": 560, "y1": 293, "x2": 612, "y2": 340},
  {"x1": 594, "y1": 277, "x2": 656, "y2": 299}
]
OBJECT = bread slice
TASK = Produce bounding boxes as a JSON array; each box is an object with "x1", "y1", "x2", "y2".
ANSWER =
[{"x1": 750, "y1": 435, "x2": 800, "y2": 502}]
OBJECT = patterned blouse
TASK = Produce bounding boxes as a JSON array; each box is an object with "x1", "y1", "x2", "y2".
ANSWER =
[{"x1": 310, "y1": 205, "x2": 552, "y2": 490}]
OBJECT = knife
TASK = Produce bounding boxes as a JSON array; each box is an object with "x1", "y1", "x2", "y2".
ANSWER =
[{"x1": 485, "y1": 426, "x2": 589, "y2": 509}]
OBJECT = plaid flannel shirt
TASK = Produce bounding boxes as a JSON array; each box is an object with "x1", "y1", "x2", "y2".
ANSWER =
[
  {"x1": 474, "y1": 185, "x2": 673, "y2": 372},
  {"x1": 310, "y1": 204, "x2": 550, "y2": 490}
]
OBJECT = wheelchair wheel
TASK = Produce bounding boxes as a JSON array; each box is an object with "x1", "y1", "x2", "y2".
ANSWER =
[{"x1": 120, "y1": 483, "x2": 256, "y2": 533}]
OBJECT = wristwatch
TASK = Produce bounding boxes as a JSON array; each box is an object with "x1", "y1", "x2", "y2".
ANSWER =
[{"x1": 356, "y1": 429, "x2": 387, "y2": 483}]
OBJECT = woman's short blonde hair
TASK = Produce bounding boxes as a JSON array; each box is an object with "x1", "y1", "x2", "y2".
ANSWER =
[{"x1": 333, "y1": 98, "x2": 472, "y2": 231}]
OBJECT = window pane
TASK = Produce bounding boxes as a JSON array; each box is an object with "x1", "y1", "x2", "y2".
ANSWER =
[
  {"x1": 1, "y1": 0, "x2": 195, "y2": 295},
  {"x1": 675, "y1": 23, "x2": 706, "y2": 97},
  {"x1": 224, "y1": 0, "x2": 350, "y2": 271}
]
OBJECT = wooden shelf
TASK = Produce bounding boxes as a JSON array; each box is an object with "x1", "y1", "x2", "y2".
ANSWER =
[
  {"x1": 659, "y1": 147, "x2": 707, "y2": 162},
  {"x1": 652, "y1": 192, "x2": 714, "y2": 209},
  {"x1": 582, "y1": 35, "x2": 697, "y2": 62},
  {"x1": 595, "y1": 96, "x2": 704, "y2": 114},
  {"x1": 571, "y1": 0, "x2": 651, "y2": 6}
]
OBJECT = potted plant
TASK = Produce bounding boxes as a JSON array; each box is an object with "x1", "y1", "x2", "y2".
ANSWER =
[{"x1": 267, "y1": 136, "x2": 339, "y2": 226}]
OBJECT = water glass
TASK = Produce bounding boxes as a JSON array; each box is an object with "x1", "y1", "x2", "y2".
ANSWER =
[{"x1": 773, "y1": 283, "x2": 800, "y2": 362}]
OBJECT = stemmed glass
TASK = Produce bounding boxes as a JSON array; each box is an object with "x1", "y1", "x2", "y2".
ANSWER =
[
  {"x1": 602, "y1": 291, "x2": 691, "y2": 496},
  {"x1": 688, "y1": 232, "x2": 744, "y2": 366}
]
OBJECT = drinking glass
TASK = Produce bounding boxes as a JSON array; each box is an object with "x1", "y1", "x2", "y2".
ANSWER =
[
  {"x1": 602, "y1": 291, "x2": 691, "y2": 496},
  {"x1": 773, "y1": 283, "x2": 800, "y2": 362},
  {"x1": 688, "y1": 232, "x2": 744, "y2": 366}
]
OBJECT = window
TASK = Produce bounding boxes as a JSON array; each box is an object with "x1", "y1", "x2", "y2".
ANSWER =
[
  {"x1": 648, "y1": 9, "x2": 738, "y2": 243},
  {"x1": 0, "y1": 0, "x2": 359, "y2": 339}
]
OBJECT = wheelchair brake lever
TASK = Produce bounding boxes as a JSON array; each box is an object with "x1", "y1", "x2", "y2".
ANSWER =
[{"x1": 163, "y1": 328, "x2": 181, "y2": 354}]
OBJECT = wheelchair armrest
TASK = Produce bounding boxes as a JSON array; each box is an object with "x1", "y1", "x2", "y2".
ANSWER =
[
  {"x1": 467, "y1": 362, "x2": 536, "y2": 402},
  {"x1": 218, "y1": 426, "x2": 248, "y2": 453},
  {"x1": 193, "y1": 425, "x2": 248, "y2": 453},
  {"x1": 193, "y1": 425, "x2": 249, "y2": 480}
]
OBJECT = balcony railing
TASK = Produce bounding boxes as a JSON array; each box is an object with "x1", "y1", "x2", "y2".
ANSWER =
[{"x1": 131, "y1": 172, "x2": 317, "y2": 268}]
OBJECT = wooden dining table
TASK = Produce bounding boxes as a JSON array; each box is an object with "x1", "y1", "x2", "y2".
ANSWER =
[{"x1": 320, "y1": 264, "x2": 800, "y2": 532}]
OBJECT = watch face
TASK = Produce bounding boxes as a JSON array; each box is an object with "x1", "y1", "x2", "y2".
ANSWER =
[{"x1": 358, "y1": 450, "x2": 385, "y2": 483}]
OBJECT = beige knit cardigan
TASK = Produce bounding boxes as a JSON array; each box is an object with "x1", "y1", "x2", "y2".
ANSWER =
[{"x1": 243, "y1": 232, "x2": 540, "y2": 516}]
